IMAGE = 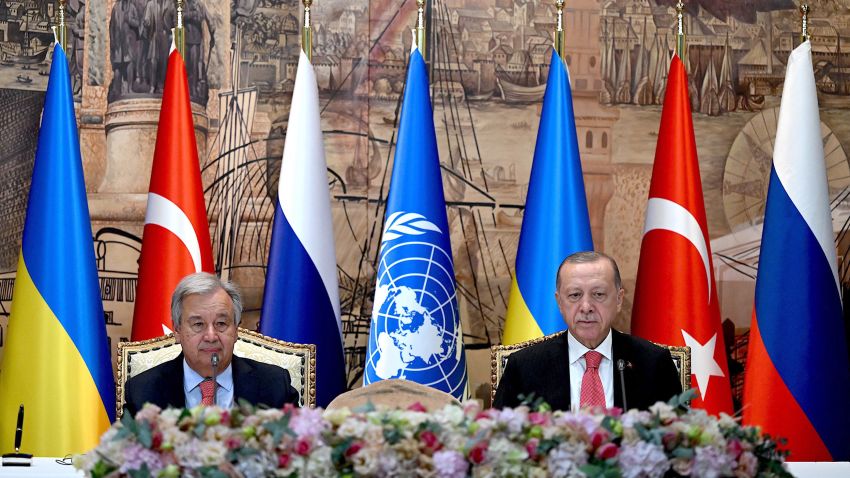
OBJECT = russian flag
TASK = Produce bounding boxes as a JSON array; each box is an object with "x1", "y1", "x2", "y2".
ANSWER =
[
  {"x1": 0, "y1": 44, "x2": 115, "y2": 455},
  {"x1": 743, "y1": 41, "x2": 850, "y2": 461},
  {"x1": 260, "y1": 50, "x2": 345, "y2": 408},
  {"x1": 501, "y1": 51, "x2": 593, "y2": 345}
]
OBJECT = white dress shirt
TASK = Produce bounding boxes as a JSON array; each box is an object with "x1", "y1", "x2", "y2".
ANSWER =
[
  {"x1": 568, "y1": 329, "x2": 614, "y2": 410},
  {"x1": 183, "y1": 359, "x2": 234, "y2": 408}
]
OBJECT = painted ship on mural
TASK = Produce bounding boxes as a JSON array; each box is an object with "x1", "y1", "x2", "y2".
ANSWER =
[{"x1": 597, "y1": 0, "x2": 850, "y2": 115}]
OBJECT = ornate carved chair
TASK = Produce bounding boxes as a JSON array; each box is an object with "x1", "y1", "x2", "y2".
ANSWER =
[
  {"x1": 489, "y1": 331, "x2": 692, "y2": 405},
  {"x1": 116, "y1": 328, "x2": 316, "y2": 418}
]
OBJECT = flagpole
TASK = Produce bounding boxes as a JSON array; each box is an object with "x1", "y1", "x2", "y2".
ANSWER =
[
  {"x1": 675, "y1": 1, "x2": 686, "y2": 60},
  {"x1": 302, "y1": 0, "x2": 313, "y2": 61},
  {"x1": 52, "y1": 0, "x2": 67, "y2": 52},
  {"x1": 555, "y1": 1, "x2": 566, "y2": 63},
  {"x1": 800, "y1": 3, "x2": 810, "y2": 43},
  {"x1": 414, "y1": 0, "x2": 427, "y2": 60},
  {"x1": 175, "y1": 0, "x2": 185, "y2": 58}
]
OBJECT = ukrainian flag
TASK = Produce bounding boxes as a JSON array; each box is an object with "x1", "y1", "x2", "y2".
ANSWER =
[
  {"x1": 0, "y1": 45, "x2": 115, "y2": 455},
  {"x1": 502, "y1": 51, "x2": 593, "y2": 345}
]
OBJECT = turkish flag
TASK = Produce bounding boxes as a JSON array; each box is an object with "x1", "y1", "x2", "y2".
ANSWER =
[
  {"x1": 631, "y1": 55, "x2": 733, "y2": 415},
  {"x1": 131, "y1": 50, "x2": 214, "y2": 340}
]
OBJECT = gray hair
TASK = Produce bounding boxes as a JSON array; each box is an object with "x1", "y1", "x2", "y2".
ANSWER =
[
  {"x1": 171, "y1": 272, "x2": 243, "y2": 329},
  {"x1": 555, "y1": 251, "x2": 622, "y2": 291}
]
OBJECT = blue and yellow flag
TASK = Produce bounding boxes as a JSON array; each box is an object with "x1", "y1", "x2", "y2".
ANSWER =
[
  {"x1": 0, "y1": 45, "x2": 115, "y2": 455},
  {"x1": 363, "y1": 47, "x2": 468, "y2": 399},
  {"x1": 502, "y1": 51, "x2": 593, "y2": 345}
]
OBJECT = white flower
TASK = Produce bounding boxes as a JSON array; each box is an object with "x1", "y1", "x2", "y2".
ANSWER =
[
  {"x1": 648, "y1": 402, "x2": 677, "y2": 422},
  {"x1": 546, "y1": 441, "x2": 588, "y2": 478},
  {"x1": 618, "y1": 441, "x2": 669, "y2": 478}
]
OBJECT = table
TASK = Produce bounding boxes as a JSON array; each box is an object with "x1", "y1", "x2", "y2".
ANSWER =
[
  {"x1": 0, "y1": 458, "x2": 82, "y2": 477},
  {"x1": 787, "y1": 461, "x2": 850, "y2": 477}
]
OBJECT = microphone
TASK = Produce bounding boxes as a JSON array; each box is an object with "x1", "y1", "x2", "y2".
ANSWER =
[
  {"x1": 617, "y1": 359, "x2": 629, "y2": 411},
  {"x1": 211, "y1": 353, "x2": 220, "y2": 407}
]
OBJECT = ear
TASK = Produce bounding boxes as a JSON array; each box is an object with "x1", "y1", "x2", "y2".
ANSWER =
[{"x1": 616, "y1": 288, "x2": 624, "y2": 311}]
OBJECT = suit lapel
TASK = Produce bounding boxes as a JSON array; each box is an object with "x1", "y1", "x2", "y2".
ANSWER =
[
  {"x1": 161, "y1": 354, "x2": 188, "y2": 409},
  {"x1": 549, "y1": 333, "x2": 572, "y2": 410},
  {"x1": 611, "y1": 330, "x2": 632, "y2": 410},
  {"x1": 231, "y1": 356, "x2": 254, "y2": 403}
]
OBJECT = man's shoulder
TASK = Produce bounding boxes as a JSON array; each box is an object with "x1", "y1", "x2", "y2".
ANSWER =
[
  {"x1": 126, "y1": 355, "x2": 182, "y2": 388},
  {"x1": 504, "y1": 332, "x2": 569, "y2": 364},
  {"x1": 614, "y1": 330, "x2": 672, "y2": 357},
  {"x1": 233, "y1": 356, "x2": 290, "y2": 380}
]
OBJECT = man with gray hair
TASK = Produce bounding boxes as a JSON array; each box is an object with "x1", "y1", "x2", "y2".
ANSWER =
[
  {"x1": 125, "y1": 273, "x2": 298, "y2": 414},
  {"x1": 494, "y1": 251, "x2": 681, "y2": 411}
]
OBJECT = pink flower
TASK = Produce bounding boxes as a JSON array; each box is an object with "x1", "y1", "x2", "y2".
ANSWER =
[
  {"x1": 596, "y1": 442, "x2": 619, "y2": 460},
  {"x1": 407, "y1": 402, "x2": 427, "y2": 412},
  {"x1": 345, "y1": 441, "x2": 363, "y2": 457},
  {"x1": 151, "y1": 431, "x2": 163, "y2": 451},
  {"x1": 220, "y1": 410, "x2": 230, "y2": 426},
  {"x1": 281, "y1": 403, "x2": 296, "y2": 414},
  {"x1": 475, "y1": 410, "x2": 494, "y2": 421},
  {"x1": 224, "y1": 437, "x2": 241, "y2": 450},
  {"x1": 528, "y1": 412, "x2": 547, "y2": 426},
  {"x1": 468, "y1": 442, "x2": 488, "y2": 465},
  {"x1": 294, "y1": 438, "x2": 311, "y2": 456},
  {"x1": 420, "y1": 430, "x2": 441, "y2": 451},
  {"x1": 727, "y1": 439, "x2": 744, "y2": 459},
  {"x1": 525, "y1": 438, "x2": 539, "y2": 460},
  {"x1": 277, "y1": 453, "x2": 291, "y2": 468},
  {"x1": 590, "y1": 429, "x2": 610, "y2": 449}
]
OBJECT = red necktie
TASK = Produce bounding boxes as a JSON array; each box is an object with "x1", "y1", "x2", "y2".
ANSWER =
[
  {"x1": 580, "y1": 351, "x2": 606, "y2": 409},
  {"x1": 200, "y1": 379, "x2": 216, "y2": 406}
]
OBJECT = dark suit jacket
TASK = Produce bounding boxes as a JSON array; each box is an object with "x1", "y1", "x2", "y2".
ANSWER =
[
  {"x1": 493, "y1": 329, "x2": 682, "y2": 411},
  {"x1": 124, "y1": 353, "x2": 299, "y2": 416}
]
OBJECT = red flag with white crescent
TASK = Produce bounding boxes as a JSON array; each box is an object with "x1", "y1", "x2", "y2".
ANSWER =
[
  {"x1": 631, "y1": 55, "x2": 733, "y2": 415},
  {"x1": 132, "y1": 50, "x2": 214, "y2": 340}
]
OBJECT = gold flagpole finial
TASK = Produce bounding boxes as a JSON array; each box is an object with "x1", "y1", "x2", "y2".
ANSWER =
[
  {"x1": 555, "y1": 1, "x2": 566, "y2": 63},
  {"x1": 52, "y1": 0, "x2": 68, "y2": 52},
  {"x1": 676, "y1": 1, "x2": 686, "y2": 60},
  {"x1": 413, "y1": 0, "x2": 427, "y2": 60},
  {"x1": 302, "y1": 0, "x2": 313, "y2": 61},
  {"x1": 800, "y1": 4, "x2": 810, "y2": 42},
  {"x1": 175, "y1": 0, "x2": 185, "y2": 57}
]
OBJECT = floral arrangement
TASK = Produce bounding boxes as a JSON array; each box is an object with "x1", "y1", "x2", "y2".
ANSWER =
[{"x1": 76, "y1": 393, "x2": 791, "y2": 478}]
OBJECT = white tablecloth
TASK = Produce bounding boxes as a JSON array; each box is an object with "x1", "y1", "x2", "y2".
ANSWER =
[
  {"x1": 787, "y1": 461, "x2": 850, "y2": 477},
  {"x1": 0, "y1": 458, "x2": 82, "y2": 477}
]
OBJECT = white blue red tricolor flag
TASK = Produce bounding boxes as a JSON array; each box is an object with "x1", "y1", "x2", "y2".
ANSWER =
[
  {"x1": 743, "y1": 41, "x2": 850, "y2": 461},
  {"x1": 260, "y1": 50, "x2": 346, "y2": 408},
  {"x1": 0, "y1": 44, "x2": 115, "y2": 455},
  {"x1": 364, "y1": 47, "x2": 468, "y2": 399}
]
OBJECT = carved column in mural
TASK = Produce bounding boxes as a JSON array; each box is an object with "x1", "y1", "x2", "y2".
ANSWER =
[
  {"x1": 75, "y1": 0, "x2": 227, "y2": 361},
  {"x1": 567, "y1": 0, "x2": 618, "y2": 250}
]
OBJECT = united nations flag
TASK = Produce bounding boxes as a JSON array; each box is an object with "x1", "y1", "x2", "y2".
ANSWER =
[{"x1": 364, "y1": 47, "x2": 468, "y2": 400}]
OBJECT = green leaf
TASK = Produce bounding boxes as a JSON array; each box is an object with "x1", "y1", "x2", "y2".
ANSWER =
[
  {"x1": 332, "y1": 437, "x2": 355, "y2": 467},
  {"x1": 671, "y1": 447, "x2": 695, "y2": 459},
  {"x1": 127, "y1": 463, "x2": 152, "y2": 478},
  {"x1": 197, "y1": 466, "x2": 230, "y2": 478},
  {"x1": 90, "y1": 461, "x2": 117, "y2": 478},
  {"x1": 137, "y1": 421, "x2": 153, "y2": 448}
]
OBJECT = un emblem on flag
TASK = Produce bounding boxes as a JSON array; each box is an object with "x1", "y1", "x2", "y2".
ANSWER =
[{"x1": 365, "y1": 212, "x2": 467, "y2": 398}]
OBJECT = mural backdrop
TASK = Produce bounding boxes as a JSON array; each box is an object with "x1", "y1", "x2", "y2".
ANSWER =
[{"x1": 1, "y1": 0, "x2": 849, "y2": 402}]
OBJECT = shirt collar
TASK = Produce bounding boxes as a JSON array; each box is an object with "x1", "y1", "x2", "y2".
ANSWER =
[
  {"x1": 568, "y1": 329, "x2": 613, "y2": 365},
  {"x1": 183, "y1": 357, "x2": 234, "y2": 394}
]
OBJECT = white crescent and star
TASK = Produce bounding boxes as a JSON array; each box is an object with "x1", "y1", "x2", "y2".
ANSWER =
[
  {"x1": 144, "y1": 192, "x2": 203, "y2": 335},
  {"x1": 643, "y1": 197, "x2": 725, "y2": 400}
]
